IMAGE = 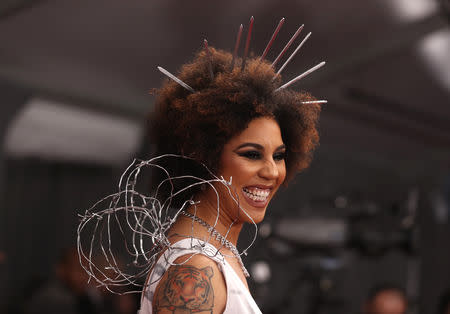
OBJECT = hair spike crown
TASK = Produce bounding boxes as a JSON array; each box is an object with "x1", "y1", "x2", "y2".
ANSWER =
[{"x1": 156, "y1": 17, "x2": 327, "y2": 104}]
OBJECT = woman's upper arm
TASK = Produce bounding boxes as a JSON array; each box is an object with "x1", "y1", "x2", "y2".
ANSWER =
[{"x1": 152, "y1": 254, "x2": 227, "y2": 314}]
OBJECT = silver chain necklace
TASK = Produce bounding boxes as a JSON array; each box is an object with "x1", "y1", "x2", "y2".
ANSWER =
[{"x1": 180, "y1": 211, "x2": 250, "y2": 277}]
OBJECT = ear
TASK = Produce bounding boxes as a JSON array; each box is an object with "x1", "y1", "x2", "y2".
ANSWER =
[{"x1": 202, "y1": 266, "x2": 213, "y2": 279}]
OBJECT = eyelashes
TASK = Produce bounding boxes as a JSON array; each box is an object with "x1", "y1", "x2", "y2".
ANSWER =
[
  {"x1": 238, "y1": 151, "x2": 261, "y2": 160},
  {"x1": 273, "y1": 151, "x2": 286, "y2": 161},
  {"x1": 237, "y1": 150, "x2": 286, "y2": 161}
]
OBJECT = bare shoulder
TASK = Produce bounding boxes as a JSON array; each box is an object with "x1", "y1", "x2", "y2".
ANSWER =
[{"x1": 152, "y1": 254, "x2": 227, "y2": 314}]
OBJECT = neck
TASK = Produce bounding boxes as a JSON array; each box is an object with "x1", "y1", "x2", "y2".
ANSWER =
[
  {"x1": 169, "y1": 191, "x2": 244, "y2": 247},
  {"x1": 193, "y1": 191, "x2": 244, "y2": 245}
]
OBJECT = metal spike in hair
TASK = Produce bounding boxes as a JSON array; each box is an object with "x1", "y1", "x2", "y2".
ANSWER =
[
  {"x1": 241, "y1": 16, "x2": 254, "y2": 71},
  {"x1": 157, "y1": 66, "x2": 195, "y2": 93},
  {"x1": 230, "y1": 24, "x2": 243, "y2": 70},
  {"x1": 203, "y1": 39, "x2": 214, "y2": 80},
  {"x1": 272, "y1": 24, "x2": 304, "y2": 68},
  {"x1": 260, "y1": 17, "x2": 285, "y2": 61},
  {"x1": 301, "y1": 100, "x2": 328, "y2": 104},
  {"x1": 274, "y1": 32, "x2": 311, "y2": 79},
  {"x1": 275, "y1": 61, "x2": 326, "y2": 92}
]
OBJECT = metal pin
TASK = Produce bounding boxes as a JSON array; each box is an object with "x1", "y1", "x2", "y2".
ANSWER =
[
  {"x1": 203, "y1": 39, "x2": 214, "y2": 80},
  {"x1": 241, "y1": 16, "x2": 254, "y2": 71},
  {"x1": 274, "y1": 32, "x2": 311, "y2": 79},
  {"x1": 301, "y1": 100, "x2": 328, "y2": 104},
  {"x1": 275, "y1": 61, "x2": 326, "y2": 91},
  {"x1": 260, "y1": 18, "x2": 285, "y2": 61},
  {"x1": 230, "y1": 24, "x2": 243, "y2": 70},
  {"x1": 272, "y1": 25, "x2": 304, "y2": 68},
  {"x1": 157, "y1": 66, "x2": 195, "y2": 93}
]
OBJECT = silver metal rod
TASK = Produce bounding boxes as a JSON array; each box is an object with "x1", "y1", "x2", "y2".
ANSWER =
[
  {"x1": 275, "y1": 32, "x2": 311, "y2": 78},
  {"x1": 275, "y1": 61, "x2": 326, "y2": 91},
  {"x1": 157, "y1": 66, "x2": 195, "y2": 93},
  {"x1": 301, "y1": 100, "x2": 328, "y2": 104}
]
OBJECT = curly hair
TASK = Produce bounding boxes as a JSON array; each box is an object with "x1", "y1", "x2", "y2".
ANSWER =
[{"x1": 149, "y1": 47, "x2": 320, "y2": 186}]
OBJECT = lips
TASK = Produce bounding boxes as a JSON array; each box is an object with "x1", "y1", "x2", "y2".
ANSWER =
[{"x1": 242, "y1": 186, "x2": 272, "y2": 207}]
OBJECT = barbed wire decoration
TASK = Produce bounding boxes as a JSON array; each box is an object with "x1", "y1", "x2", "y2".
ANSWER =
[{"x1": 77, "y1": 154, "x2": 258, "y2": 294}]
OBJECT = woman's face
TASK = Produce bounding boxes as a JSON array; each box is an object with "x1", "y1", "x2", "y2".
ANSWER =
[{"x1": 216, "y1": 117, "x2": 286, "y2": 224}]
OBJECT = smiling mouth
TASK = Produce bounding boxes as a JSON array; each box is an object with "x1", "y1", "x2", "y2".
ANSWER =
[{"x1": 242, "y1": 187, "x2": 271, "y2": 202}]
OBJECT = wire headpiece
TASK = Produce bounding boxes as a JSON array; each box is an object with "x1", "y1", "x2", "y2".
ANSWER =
[{"x1": 156, "y1": 17, "x2": 327, "y2": 105}]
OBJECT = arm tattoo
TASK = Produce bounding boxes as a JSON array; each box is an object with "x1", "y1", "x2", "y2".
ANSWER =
[{"x1": 154, "y1": 265, "x2": 215, "y2": 313}]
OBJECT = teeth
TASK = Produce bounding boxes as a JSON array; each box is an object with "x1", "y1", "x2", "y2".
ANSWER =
[{"x1": 243, "y1": 187, "x2": 270, "y2": 202}]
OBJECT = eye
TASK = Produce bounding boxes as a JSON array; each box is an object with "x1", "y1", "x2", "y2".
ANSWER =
[
  {"x1": 238, "y1": 150, "x2": 262, "y2": 160},
  {"x1": 273, "y1": 151, "x2": 286, "y2": 161}
]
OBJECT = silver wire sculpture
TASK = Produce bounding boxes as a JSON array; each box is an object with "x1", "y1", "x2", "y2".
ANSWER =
[{"x1": 77, "y1": 154, "x2": 257, "y2": 293}]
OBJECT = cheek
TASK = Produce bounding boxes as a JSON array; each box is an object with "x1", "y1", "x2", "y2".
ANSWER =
[
  {"x1": 228, "y1": 166, "x2": 252, "y2": 186},
  {"x1": 220, "y1": 157, "x2": 250, "y2": 180}
]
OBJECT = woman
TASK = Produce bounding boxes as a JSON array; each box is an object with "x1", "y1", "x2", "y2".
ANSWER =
[
  {"x1": 76, "y1": 19, "x2": 323, "y2": 313},
  {"x1": 138, "y1": 44, "x2": 321, "y2": 313}
]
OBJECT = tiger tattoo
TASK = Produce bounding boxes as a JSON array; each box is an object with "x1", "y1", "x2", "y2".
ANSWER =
[{"x1": 155, "y1": 265, "x2": 214, "y2": 313}]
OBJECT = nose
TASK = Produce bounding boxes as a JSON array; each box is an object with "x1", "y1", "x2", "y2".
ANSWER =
[{"x1": 259, "y1": 158, "x2": 279, "y2": 180}]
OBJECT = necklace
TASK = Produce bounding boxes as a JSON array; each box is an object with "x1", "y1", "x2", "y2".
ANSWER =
[{"x1": 180, "y1": 211, "x2": 250, "y2": 277}]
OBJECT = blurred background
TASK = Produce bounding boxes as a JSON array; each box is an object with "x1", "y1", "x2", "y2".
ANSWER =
[{"x1": 0, "y1": 0, "x2": 449, "y2": 313}]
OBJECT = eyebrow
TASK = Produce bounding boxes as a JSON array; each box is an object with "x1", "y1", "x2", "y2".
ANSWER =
[{"x1": 235, "y1": 142, "x2": 286, "y2": 151}]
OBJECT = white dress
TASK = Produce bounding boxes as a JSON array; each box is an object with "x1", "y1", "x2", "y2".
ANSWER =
[{"x1": 138, "y1": 238, "x2": 262, "y2": 313}]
